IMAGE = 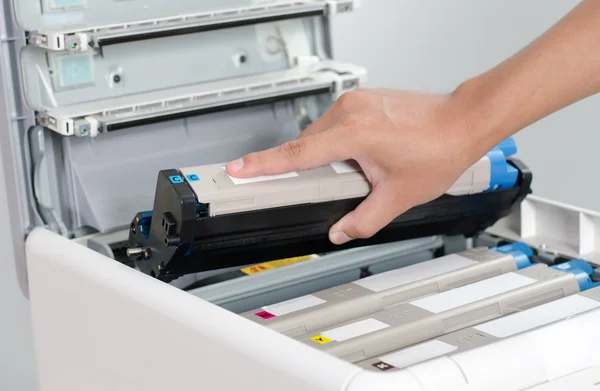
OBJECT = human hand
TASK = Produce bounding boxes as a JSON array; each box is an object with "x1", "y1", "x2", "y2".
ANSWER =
[{"x1": 225, "y1": 88, "x2": 492, "y2": 245}]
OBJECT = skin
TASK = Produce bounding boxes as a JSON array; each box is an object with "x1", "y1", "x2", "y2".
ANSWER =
[{"x1": 226, "y1": 0, "x2": 600, "y2": 245}]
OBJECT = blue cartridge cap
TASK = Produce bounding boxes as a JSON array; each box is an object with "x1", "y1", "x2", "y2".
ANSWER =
[
  {"x1": 492, "y1": 137, "x2": 518, "y2": 157},
  {"x1": 551, "y1": 260, "x2": 597, "y2": 291},
  {"x1": 486, "y1": 150, "x2": 519, "y2": 192},
  {"x1": 490, "y1": 243, "x2": 533, "y2": 269},
  {"x1": 506, "y1": 251, "x2": 532, "y2": 270},
  {"x1": 492, "y1": 242, "x2": 534, "y2": 258},
  {"x1": 551, "y1": 259, "x2": 594, "y2": 276}
]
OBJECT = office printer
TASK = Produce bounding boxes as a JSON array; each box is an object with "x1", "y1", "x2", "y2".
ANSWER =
[{"x1": 1, "y1": 1, "x2": 598, "y2": 390}]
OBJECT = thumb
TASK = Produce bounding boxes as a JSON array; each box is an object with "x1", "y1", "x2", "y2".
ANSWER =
[
  {"x1": 329, "y1": 183, "x2": 412, "y2": 245},
  {"x1": 226, "y1": 130, "x2": 349, "y2": 178}
]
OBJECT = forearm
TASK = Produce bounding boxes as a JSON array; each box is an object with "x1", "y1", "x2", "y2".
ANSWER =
[{"x1": 455, "y1": 0, "x2": 600, "y2": 157}]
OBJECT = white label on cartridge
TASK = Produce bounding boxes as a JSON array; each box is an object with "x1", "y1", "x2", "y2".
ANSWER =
[
  {"x1": 262, "y1": 295, "x2": 326, "y2": 317},
  {"x1": 330, "y1": 161, "x2": 361, "y2": 174},
  {"x1": 474, "y1": 294, "x2": 600, "y2": 338},
  {"x1": 354, "y1": 254, "x2": 478, "y2": 292},
  {"x1": 379, "y1": 340, "x2": 458, "y2": 369},
  {"x1": 222, "y1": 167, "x2": 298, "y2": 185},
  {"x1": 410, "y1": 272, "x2": 536, "y2": 314},
  {"x1": 321, "y1": 318, "x2": 389, "y2": 342}
]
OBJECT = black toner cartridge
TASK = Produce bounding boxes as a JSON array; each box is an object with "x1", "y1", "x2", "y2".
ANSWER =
[{"x1": 127, "y1": 142, "x2": 531, "y2": 281}]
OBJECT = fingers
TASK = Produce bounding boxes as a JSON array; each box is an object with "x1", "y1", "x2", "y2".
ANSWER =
[
  {"x1": 298, "y1": 89, "x2": 369, "y2": 139},
  {"x1": 226, "y1": 129, "x2": 351, "y2": 178},
  {"x1": 329, "y1": 182, "x2": 413, "y2": 245}
]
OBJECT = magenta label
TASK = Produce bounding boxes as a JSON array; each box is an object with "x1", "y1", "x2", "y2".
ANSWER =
[{"x1": 255, "y1": 311, "x2": 275, "y2": 320}]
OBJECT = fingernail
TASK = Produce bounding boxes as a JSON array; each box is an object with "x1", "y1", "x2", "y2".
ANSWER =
[
  {"x1": 226, "y1": 158, "x2": 244, "y2": 173},
  {"x1": 330, "y1": 230, "x2": 352, "y2": 245}
]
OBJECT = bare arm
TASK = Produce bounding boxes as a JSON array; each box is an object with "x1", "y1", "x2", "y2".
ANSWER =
[
  {"x1": 456, "y1": 0, "x2": 600, "y2": 158},
  {"x1": 226, "y1": 0, "x2": 600, "y2": 244}
]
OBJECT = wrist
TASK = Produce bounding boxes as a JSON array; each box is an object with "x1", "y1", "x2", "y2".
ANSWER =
[{"x1": 449, "y1": 75, "x2": 515, "y2": 162}]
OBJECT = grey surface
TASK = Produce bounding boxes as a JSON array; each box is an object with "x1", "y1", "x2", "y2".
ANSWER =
[
  {"x1": 358, "y1": 285, "x2": 600, "y2": 371},
  {"x1": 241, "y1": 247, "x2": 519, "y2": 337},
  {"x1": 62, "y1": 101, "x2": 304, "y2": 231},
  {"x1": 13, "y1": 0, "x2": 285, "y2": 31},
  {"x1": 180, "y1": 160, "x2": 370, "y2": 216},
  {"x1": 330, "y1": 0, "x2": 599, "y2": 212},
  {"x1": 0, "y1": 0, "x2": 38, "y2": 389},
  {"x1": 295, "y1": 264, "x2": 580, "y2": 363},
  {"x1": 190, "y1": 236, "x2": 443, "y2": 313},
  {"x1": 20, "y1": 19, "x2": 314, "y2": 108}
]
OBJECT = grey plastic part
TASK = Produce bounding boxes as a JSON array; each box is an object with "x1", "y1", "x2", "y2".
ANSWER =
[
  {"x1": 20, "y1": 19, "x2": 315, "y2": 108},
  {"x1": 242, "y1": 247, "x2": 521, "y2": 336},
  {"x1": 180, "y1": 161, "x2": 370, "y2": 216},
  {"x1": 190, "y1": 236, "x2": 444, "y2": 313},
  {"x1": 12, "y1": 0, "x2": 340, "y2": 33},
  {"x1": 358, "y1": 286, "x2": 600, "y2": 371},
  {"x1": 0, "y1": 0, "x2": 41, "y2": 295},
  {"x1": 28, "y1": 126, "x2": 68, "y2": 236},
  {"x1": 296, "y1": 264, "x2": 581, "y2": 363},
  {"x1": 63, "y1": 100, "x2": 306, "y2": 232}
]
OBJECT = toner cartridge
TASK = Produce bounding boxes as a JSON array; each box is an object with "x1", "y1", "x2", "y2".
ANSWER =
[
  {"x1": 294, "y1": 260, "x2": 596, "y2": 363},
  {"x1": 128, "y1": 139, "x2": 531, "y2": 281},
  {"x1": 241, "y1": 243, "x2": 533, "y2": 336},
  {"x1": 359, "y1": 284, "x2": 600, "y2": 371}
]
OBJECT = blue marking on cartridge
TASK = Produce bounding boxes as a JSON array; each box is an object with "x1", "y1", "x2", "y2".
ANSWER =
[
  {"x1": 552, "y1": 259, "x2": 594, "y2": 275},
  {"x1": 492, "y1": 137, "x2": 517, "y2": 157},
  {"x1": 492, "y1": 242, "x2": 534, "y2": 258},
  {"x1": 169, "y1": 175, "x2": 183, "y2": 184},
  {"x1": 551, "y1": 260, "x2": 596, "y2": 291},
  {"x1": 491, "y1": 242, "x2": 533, "y2": 269},
  {"x1": 137, "y1": 211, "x2": 153, "y2": 240},
  {"x1": 186, "y1": 174, "x2": 200, "y2": 182},
  {"x1": 485, "y1": 150, "x2": 519, "y2": 192}
]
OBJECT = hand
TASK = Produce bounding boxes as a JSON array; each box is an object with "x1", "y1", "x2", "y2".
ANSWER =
[{"x1": 226, "y1": 88, "x2": 488, "y2": 245}]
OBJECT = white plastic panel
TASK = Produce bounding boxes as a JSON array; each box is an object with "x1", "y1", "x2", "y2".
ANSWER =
[
  {"x1": 26, "y1": 227, "x2": 362, "y2": 391},
  {"x1": 25, "y1": 227, "x2": 600, "y2": 391},
  {"x1": 14, "y1": 0, "x2": 357, "y2": 33},
  {"x1": 525, "y1": 366, "x2": 600, "y2": 391},
  {"x1": 488, "y1": 195, "x2": 600, "y2": 266}
]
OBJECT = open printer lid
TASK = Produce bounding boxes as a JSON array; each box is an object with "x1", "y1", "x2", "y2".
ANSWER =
[{"x1": 18, "y1": 1, "x2": 364, "y2": 236}]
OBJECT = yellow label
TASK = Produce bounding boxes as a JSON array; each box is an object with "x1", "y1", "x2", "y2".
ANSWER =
[
  {"x1": 310, "y1": 335, "x2": 331, "y2": 345},
  {"x1": 240, "y1": 255, "x2": 318, "y2": 275}
]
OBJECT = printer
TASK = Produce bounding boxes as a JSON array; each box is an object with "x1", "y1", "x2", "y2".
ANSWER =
[{"x1": 1, "y1": 1, "x2": 599, "y2": 390}]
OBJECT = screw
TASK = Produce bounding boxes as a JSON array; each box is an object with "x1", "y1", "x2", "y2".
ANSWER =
[
  {"x1": 113, "y1": 74, "x2": 121, "y2": 83},
  {"x1": 239, "y1": 55, "x2": 247, "y2": 63},
  {"x1": 126, "y1": 247, "x2": 143, "y2": 257},
  {"x1": 143, "y1": 249, "x2": 152, "y2": 259}
]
